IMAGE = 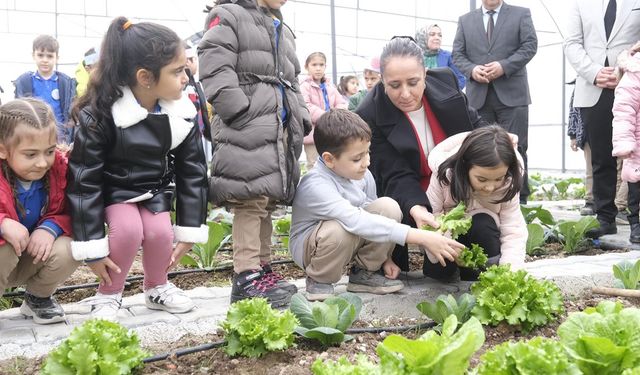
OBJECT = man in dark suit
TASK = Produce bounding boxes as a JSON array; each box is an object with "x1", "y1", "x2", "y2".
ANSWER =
[{"x1": 452, "y1": 0, "x2": 537, "y2": 204}]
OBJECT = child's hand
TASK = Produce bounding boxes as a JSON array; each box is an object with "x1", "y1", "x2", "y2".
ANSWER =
[
  {"x1": 570, "y1": 139, "x2": 578, "y2": 152},
  {"x1": 409, "y1": 205, "x2": 439, "y2": 229},
  {"x1": 167, "y1": 242, "x2": 194, "y2": 271},
  {"x1": 407, "y1": 228, "x2": 464, "y2": 267},
  {"x1": 0, "y1": 219, "x2": 29, "y2": 256},
  {"x1": 382, "y1": 258, "x2": 401, "y2": 279},
  {"x1": 27, "y1": 229, "x2": 55, "y2": 264},
  {"x1": 86, "y1": 257, "x2": 121, "y2": 287}
]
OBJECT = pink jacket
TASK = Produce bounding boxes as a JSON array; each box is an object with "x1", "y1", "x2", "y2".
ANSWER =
[
  {"x1": 426, "y1": 132, "x2": 527, "y2": 270},
  {"x1": 299, "y1": 76, "x2": 347, "y2": 145},
  {"x1": 612, "y1": 52, "x2": 640, "y2": 182}
]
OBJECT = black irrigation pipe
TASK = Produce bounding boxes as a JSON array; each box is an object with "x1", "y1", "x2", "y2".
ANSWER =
[
  {"x1": 142, "y1": 321, "x2": 438, "y2": 364},
  {"x1": 1, "y1": 259, "x2": 296, "y2": 298}
]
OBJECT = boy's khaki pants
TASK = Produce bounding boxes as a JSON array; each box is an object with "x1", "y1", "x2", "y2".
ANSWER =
[
  {"x1": 0, "y1": 236, "x2": 80, "y2": 297},
  {"x1": 229, "y1": 197, "x2": 277, "y2": 274},
  {"x1": 303, "y1": 197, "x2": 402, "y2": 284}
]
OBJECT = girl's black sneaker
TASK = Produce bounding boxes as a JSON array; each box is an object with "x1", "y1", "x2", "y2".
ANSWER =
[{"x1": 20, "y1": 293, "x2": 65, "y2": 324}]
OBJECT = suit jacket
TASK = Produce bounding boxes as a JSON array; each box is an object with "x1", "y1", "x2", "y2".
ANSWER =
[
  {"x1": 452, "y1": 3, "x2": 537, "y2": 108},
  {"x1": 355, "y1": 68, "x2": 484, "y2": 222},
  {"x1": 564, "y1": 0, "x2": 640, "y2": 108}
]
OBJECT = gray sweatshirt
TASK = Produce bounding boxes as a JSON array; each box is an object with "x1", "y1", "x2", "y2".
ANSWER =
[{"x1": 289, "y1": 159, "x2": 410, "y2": 268}]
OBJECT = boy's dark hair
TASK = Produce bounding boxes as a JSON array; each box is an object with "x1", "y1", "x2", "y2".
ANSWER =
[
  {"x1": 32, "y1": 35, "x2": 59, "y2": 54},
  {"x1": 314, "y1": 109, "x2": 371, "y2": 157},
  {"x1": 73, "y1": 16, "x2": 182, "y2": 122},
  {"x1": 437, "y1": 125, "x2": 523, "y2": 206}
]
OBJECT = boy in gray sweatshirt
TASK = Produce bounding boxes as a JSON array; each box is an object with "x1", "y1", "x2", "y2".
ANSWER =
[{"x1": 290, "y1": 109, "x2": 464, "y2": 301}]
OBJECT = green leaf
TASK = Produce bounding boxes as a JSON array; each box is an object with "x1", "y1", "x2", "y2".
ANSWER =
[
  {"x1": 520, "y1": 205, "x2": 556, "y2": 225},
  {"x1": 311, "y1": 354, "x2": 380, "y2": 375},
  {"x1": 222, "y1": 298, "x2": 298, "y2": 357},
  {"x1": 290, "y1": 293, "x2": 318, "y2": 329},
  {"x1": 526, "y1": 223, "x2": 546, "y2": 255},
  {"x1": 41, "y1": 319, "x2": 147, "y2": 374},
  {"x1": 425, "y1": 201, "x2": 473, "y2": 239},
  {"x1": 613, "y1": 260, "x2": 640, "y2": 290},
  {"x1": 303, "y1": 327, "x2": 345, "y2": 346},
  {"x1": 458, "y1": 243, "x2": 488, "y2": 269}
]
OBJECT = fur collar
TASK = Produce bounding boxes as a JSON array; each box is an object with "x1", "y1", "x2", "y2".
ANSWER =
[
  {"x1": 617, "y1": 50, "x2": 640, "y2": 73},
  {"x1": 111, "y1": 86, "x2": 197, "y2": 149}
]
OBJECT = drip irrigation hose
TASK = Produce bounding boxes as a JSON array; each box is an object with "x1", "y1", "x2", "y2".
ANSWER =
[
  {"x1": 141, "y1": 321, "x2": 438, "y2": 364},
  {"x1": 1, "y1": 258, "x2": 296, "y2": 298}
]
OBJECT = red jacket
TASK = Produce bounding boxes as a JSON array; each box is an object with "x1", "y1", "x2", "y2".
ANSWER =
[{"x1": 0, "y1": 150, "x2": 72, "y2": 245}]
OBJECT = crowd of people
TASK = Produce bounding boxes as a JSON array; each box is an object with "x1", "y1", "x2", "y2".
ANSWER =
[{"x1": 0, "y1": 0, "x2": 638, "y2": 325}]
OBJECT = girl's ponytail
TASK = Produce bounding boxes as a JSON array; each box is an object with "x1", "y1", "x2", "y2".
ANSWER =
[{"x1": 73, "y1": 16, "x2": 182, "y2": 123}]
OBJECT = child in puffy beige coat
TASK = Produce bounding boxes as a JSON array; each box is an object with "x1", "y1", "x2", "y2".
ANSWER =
[
  {"x1": 612, "y1": 50, "x2": 640, "y2": 242},
  {"x1": 426, "y1": 125, "x2": 527, "y2": 281}
]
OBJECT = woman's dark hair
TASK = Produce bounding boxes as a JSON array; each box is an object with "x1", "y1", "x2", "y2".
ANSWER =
[
  {"x1": 380, "y1": 37, "x2": 424, "y2": 75},
  {"x1": 73, "y1": 16, "x2": 183, "y2": 122},
  {"x1": 338, "y1": 75, "x2": 357, "y2": 96},
  {"x1": 437, "y1": 125, "x2": 523, "y2": 206}
]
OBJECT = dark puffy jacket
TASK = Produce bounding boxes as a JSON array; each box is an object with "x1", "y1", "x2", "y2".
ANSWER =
[
  {"x1": 199, "y1": 0, "x2": 311, "y2": 206},
  {"x1": 66, "y1": 87, "x2": 208, "y2": 261}
]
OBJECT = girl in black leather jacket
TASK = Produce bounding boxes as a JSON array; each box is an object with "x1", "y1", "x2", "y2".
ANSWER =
[{"x1": 67, "y1": 17, "x2": 208, "y2": 320}]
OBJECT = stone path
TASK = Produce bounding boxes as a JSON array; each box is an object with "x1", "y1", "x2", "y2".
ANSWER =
[{"x1": 1, "y1": 201, "x2": 639, "y2": 361}]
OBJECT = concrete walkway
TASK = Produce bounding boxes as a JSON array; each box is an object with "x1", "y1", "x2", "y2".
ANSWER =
[{"x1": 1, "y1": 201, "x2": 639, "y2": 361}]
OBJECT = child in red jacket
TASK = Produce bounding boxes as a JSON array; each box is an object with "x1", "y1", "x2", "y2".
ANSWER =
[{"x1": 0, "y1": 98, "x2": 79, "y2": 324}]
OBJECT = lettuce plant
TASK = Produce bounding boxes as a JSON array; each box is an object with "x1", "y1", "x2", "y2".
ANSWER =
[
  {"x1": 221, "y1": 298, "x2": 298, "y2": 358},
  {"x1": 558, "y1": 300, "x2": 640, "y2": 375},
  {"x1": 290, "y1": 292, "x2": 362, "y2": 346},
  {"x1": 180, "y1": 221, "x2": 231, "y2": 269},
  {"x1": 474, "y1": 337, "x2": 581, "y2": 375},
  {"x1": 416, "y1": 293, "x2": 476, "y2": 330},
  {"x1": 613, "y1": 259, "x2": 640, "y2": 289},
  {"x1": 520, "y1": 205, "x2": 556, "y2": 226},
  {"x1": 458, "y1": 243, "x2": 488, "y2": 269},
  {"x1": 273, "y1": 215, "x2": 291, "y2": 248},
  {"x1": 471, "y1": 265, "x2": 564, "y2": 333},
  {"x1": 376, "y1": 315, "x2": 485, "y2": 375},
  {"x1": 525, "y1": 223, "x2": 546, "y2": 256},
  {"x1": 41, "y1": 319, "x2": 148, "y2": 375},
  {"x1": 555, "y1": 217, "x2": 599, "y2": 253},
  {"x1": 423, "y1": 201, "x2": 472, "y2": 239},
  {"x1": 311, "y1": 354, "x2": 380, "y2": 375}
]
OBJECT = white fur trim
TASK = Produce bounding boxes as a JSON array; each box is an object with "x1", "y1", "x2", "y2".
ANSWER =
[
  {"x1": 71, "y1": 236, "x2": 110, "y2": 261},
  {"x1": 111, "y1": 88, "x2": 197, "y2": 149},
  {"x1": 617, "y1": 50, "x2": 640, "y2": 73},
  {"x1": 174, "y1": 224, "x2": 209, "y2": 244}
]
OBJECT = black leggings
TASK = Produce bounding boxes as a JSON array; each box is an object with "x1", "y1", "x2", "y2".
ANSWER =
[{"x1": 423, "y1": 213, "x2": 501, "y2": 280}]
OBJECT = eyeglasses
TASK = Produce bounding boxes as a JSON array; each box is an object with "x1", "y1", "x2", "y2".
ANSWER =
[{"x1": 391, "y1": 35, "x2": 417, "y2": 43}]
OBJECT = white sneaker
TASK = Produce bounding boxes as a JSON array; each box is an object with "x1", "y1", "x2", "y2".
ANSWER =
[
  {"x1": 82, "y1": 292, "x2": 122, "y2": 321},
  {"x1": 144, "y1": 282, "x2": 195, "y2": 313}
]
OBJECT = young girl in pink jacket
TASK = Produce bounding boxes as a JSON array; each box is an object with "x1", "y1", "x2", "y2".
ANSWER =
[
  {"x1": 612, "y1": 51, "x2": 640, "y2": 243},
  {"x1": 426, "y1": 125, "x2": 527, "y2": 281},
  {"x1": 300, "y1": 52, "x2": 347, "y2": 169}
]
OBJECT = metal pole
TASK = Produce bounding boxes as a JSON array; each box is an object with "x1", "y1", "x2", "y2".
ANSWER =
[
  {"x1": 330, "y1": 0, "x2": 337, "y2": 84},
  {"x1": 561, "y1": 54, "x2": 566, "y2": 173}
]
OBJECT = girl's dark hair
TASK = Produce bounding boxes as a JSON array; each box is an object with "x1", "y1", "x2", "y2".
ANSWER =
[
  {"x1": 73, "y1": 17, "x2": 182, "y2": 122},
  {"x1": 380, "y1": 37, "x2": 424, "y2": 75},
  {"x1": 338, "y1": 75, "x2": 357, "y2": 96},
  {"x1": 305, "y1": 51, "x2": 326, "y2": 67},
  {"x1": 0, "y1": 98, "x2": 56, "y2": 217},
  {"x1": 437, "y1": 125, "x2": 523, "y2": 206}
]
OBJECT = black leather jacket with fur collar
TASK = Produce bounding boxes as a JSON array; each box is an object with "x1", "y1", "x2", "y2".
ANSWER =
[{"x1": 66, "y1": 87, "x2": 209, "y2": 261}]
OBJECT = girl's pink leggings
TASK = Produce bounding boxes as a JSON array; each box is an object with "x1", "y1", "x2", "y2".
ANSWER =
[{"x1": 99, "y1": 203, "x2": 173, "y2": 294}]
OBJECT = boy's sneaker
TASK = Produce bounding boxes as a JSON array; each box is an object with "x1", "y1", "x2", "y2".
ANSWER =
[
  {"x1": 20, "y1": 293, "x2": 65, "y2": 324},
  {"x1": 145, "y1": 282, "x2": 195, "y2": 314},
  {"x1": 82, "y1": 292, "x2": 122, "y2": 321},
  {"x1": 616, "y1": 209, "x2": 631, "y2": 225},
  {"x1": 580, "y1": 202, "x2": 595, "y2": 216},
  {"x1": 346, "y1": 266, "x2": 404, "y2": 295},
  {"x1": 231, "y1": 269, "x2": 291, "y2": 308},
  {"x1": 305, "y1": 277, "x2": 334, "y2": 301},
  {"x1": 261, "y1": 262, "x2": 298, "y2": 295}
]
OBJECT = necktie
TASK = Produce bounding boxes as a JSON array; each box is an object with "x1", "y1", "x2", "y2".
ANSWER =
[
  {"x1": 604, "y1": 0, "x2": 616, "y2": 40},
  {"x1": 487, "y1": 10, "x2": 496, "y2": 41}
]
